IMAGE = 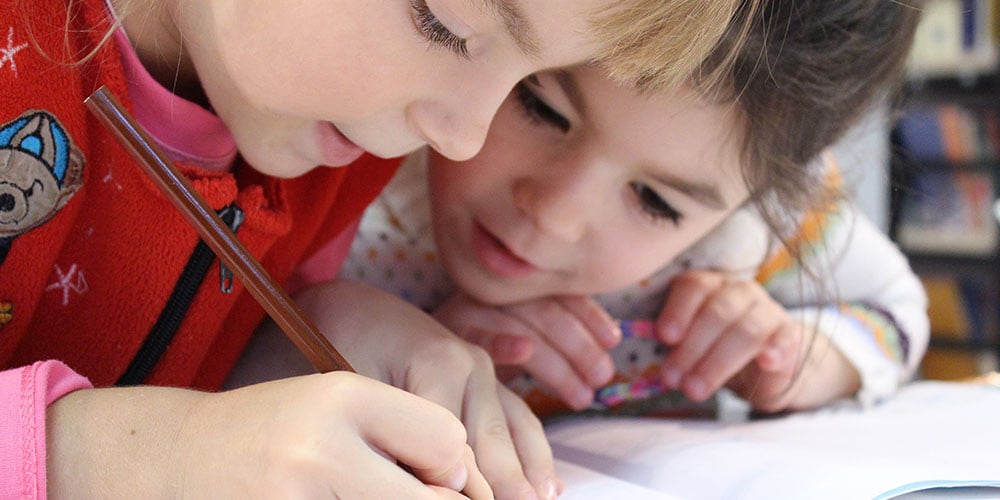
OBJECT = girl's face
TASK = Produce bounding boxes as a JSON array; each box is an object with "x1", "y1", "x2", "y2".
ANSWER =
[
  {"x1": 157, "y1": 0, "x2": 614, "y2": 177},
  {"x1": 428, "y1": 65, "x2": 751, "y2": 305}
]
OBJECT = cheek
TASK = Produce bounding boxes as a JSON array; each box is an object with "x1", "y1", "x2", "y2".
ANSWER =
[
  {"x1": 581, "y1": 229, "x2": 689, "y2": 292},
  {"x1": 594, "y1": 246, "x2": 677, "y2": 291},
  {"x1": 428, "y1": 131, "x2": 530, "y2": 203},
  {"x1": 220, "y1": 18, "x2": 403, "y2": 119},
  {"x1": 428, "y1": 155, "x2": 480, "y2": 207}
]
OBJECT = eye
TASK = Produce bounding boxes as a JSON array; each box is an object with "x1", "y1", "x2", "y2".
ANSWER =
[
  {"x1": 630, "y1": 182, "x2": 682, "y2": 225},
  {"x1": 513, "y1": 79, "x2": 570, "y2": 132},
  {"x1": 410, "y1": 0, "x2": 469, "y2": 59}
]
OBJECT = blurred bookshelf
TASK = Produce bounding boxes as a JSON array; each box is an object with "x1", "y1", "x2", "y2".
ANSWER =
[{"x1": 889, "y1": 0, "x2": 1000, "y2": 380}]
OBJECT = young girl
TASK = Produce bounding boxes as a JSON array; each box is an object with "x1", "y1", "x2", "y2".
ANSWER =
[
  {"x1": 326, "y1": 0, "x2": 929, "y2": 417},
  {"x1": 0, "y1": 0, "x2": 750, "y2": 497}
]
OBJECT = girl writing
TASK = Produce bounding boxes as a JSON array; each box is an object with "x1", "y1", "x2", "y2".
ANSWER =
[{"x1": 0, "y1": 0, "x2": 750, "y2": 497}]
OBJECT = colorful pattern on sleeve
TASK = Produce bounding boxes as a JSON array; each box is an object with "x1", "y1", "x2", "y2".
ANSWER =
[
  {"x1": 834, "y1": 303, "x2": 908, "y2": 365},
  {"x1": 755, "y1": 168, "x2": 843, "y2": 287}
]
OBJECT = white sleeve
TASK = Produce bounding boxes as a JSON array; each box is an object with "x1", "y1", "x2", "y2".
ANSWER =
[{"x1": 763, "y1": 201, "x2": 929, "y2": 406}]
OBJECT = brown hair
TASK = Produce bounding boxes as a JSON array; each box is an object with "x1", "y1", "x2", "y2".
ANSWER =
[
  {"x1": 693, "y1": 0, "x2": 922, "y2": 405},
  {"x1": 699, "y1": 0, "x2": 922, "y2": 244}
]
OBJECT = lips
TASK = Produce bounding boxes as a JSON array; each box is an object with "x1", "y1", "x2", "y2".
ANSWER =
[
  {"x1": 316, "y1": 122, "x2": 364, "y2": 167},
  {"x1": 471, "y1": 222, "x2": 539, "y2": 279}
]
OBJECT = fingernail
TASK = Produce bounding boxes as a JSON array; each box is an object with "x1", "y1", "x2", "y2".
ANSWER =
[
  {"x1": 662, "y1": 367, "x2": 682, "y2": 389},
  {"x1": 572, "y1": 387, "x2": 595, "y2": 409},
  {"x1": 684, "y1": 376, "x2": 708, "y2": 401},
  {"x1": 605, "y1": 323, "x2": 623, "y2": 345},
  {"x1": 447, "y1": 462, "x2": 468, "y2": 491},
  {"x1": 589, "y1": 359, "x2": 615, "y2": 386},
  {"x1": 543, "y1": 478, "x2": 559, "y2": 500},
  {"x1": 660, "y1": 322, "x2": 680, "y2": 343},
  {"x1": 763, "y1": 347, "x2": 782, "y2": 366}
]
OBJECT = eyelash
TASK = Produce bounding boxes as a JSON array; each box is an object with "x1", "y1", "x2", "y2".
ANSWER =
[
  {"x1": 630, "y1": 182, "x2": 682, "y2": 225},
  {"x1": 513, "y1": 79, "x2": 679, "y2": 225},
  {"x1": 410, "y1": 0, "x2": 470, "y2": 59},
  {"x1": 513, "y1": 79, "x2": 571, "y2": 132}
]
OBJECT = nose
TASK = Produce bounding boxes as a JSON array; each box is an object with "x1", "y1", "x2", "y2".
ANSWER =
[
  {"x1": 512, "y1": 168, "x2": 594, "y2": 243},
  {"x1": 407, "y1": 79, "x2": 511, "y2": 162}
]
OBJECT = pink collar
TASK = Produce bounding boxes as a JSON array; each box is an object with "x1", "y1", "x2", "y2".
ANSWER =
[{"x1": 113, "y1": 28, "x2": 237, "y2": 172}]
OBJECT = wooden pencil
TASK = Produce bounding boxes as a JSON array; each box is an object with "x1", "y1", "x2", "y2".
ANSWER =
[{"x1": 85, "y1": 85, "x2": 354, "y2": 373}]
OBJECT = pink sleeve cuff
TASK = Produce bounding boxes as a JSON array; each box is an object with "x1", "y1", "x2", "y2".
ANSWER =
[
  {"x1": 285, "y1": 218, "x2": 362, "y2": 295},
  {"x1": 0, "y1": 361, "x2": 92, "y2": 499}
]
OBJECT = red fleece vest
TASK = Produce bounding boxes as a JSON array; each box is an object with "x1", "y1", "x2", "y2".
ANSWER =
[{"x1": 0, "y1": 0, "x2": 398, "y2": 390}]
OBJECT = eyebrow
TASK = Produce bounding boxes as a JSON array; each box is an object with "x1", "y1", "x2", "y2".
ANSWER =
[
  {"x1": 651, "y1": 172, "x2": 728, "y2": 210},
  {"x1": 553, "y1": 70, "x2": 589, "y2": 119},
  {"x1": 550, "y1": 68, "x2": 727, "y2": 211},
  {"x1": 481, "y1": 0, "x2": 540, "y2": 58}
]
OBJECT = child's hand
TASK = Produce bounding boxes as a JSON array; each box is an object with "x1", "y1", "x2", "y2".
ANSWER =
[
  {"x1": 47, "y1": 374, "x2": 490, "y2": 498},
  {"x1": 298, "y1": 281, "x2": 561, "y2": 500},
  {"x1": 655, "y1": 270, "x2": 806, "y2": 411},
  {"x1": 434, "y1": 292, "x2": 622, "y2": 410}
]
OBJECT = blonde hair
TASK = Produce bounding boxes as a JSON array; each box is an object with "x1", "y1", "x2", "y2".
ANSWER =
[
  {"x1": 591, "y1": 0, "x2": 759, "y2": 93},
  {"x1": 37, "y1": 0, "x2": 749, "y2": 93},
  {"x1": 16, "y1": 0, "x2": 130, "y2": 64}
]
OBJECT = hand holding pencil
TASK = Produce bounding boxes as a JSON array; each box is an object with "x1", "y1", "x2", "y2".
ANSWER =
[{"x1": 83, "y1": 86, "x2": 549, "y2": 498}]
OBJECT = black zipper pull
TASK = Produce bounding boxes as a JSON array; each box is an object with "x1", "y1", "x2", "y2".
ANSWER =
[{"x1": 218, "y1": 204, "x2": 245, "y2": 293}]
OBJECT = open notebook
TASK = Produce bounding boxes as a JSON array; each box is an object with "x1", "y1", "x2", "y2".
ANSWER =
[{"x1": 546, "y1": 381, "x2": 1000, "y2": 499}]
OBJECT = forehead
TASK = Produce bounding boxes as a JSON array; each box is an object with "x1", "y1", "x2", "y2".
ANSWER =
[
  {"x1": 483, "y1": 0, "x2": 612, "y2": 67},
  {"x1": 572, "y1": 66, "x2": 748, "y2": 200}
]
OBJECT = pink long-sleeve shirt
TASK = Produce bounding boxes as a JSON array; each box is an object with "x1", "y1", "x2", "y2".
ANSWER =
[{"x1": 0, "y1": 362, "x2": 91, "y2": 499}]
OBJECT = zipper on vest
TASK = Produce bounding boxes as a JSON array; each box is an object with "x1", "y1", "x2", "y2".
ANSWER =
[
  {"x1": 117, "y1": 204, "x2": 245, "y2": 386},
  {"x1": 219, "y1": 206, "x2": 245, "y2": 293}
]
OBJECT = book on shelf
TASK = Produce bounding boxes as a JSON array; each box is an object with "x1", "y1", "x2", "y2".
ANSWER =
[
  {"x1": 895, "y1": 168, "x2": 998, "y2": 255},
  {"x1": 921, "y1": 274, "x2": 994, "y2": 343},
  {"x1": 549, "y1": 381, "x2": 1000, "y2": 500},
  {"x1": 922, "y1": 348, "x2": 998, "y2": 380},
  {"x1": 919, "y1": 274, "x2": 999, "y2": 379},
  {"x1": 896, "y1": 102, "x2": 1000, "y2": 163},
  {"x1": 906, "y1": 0, "x2": 998, "y2": 79}
]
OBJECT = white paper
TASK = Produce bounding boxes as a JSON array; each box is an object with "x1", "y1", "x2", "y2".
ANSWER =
[{"x1": 547, "y1": 381, "x2": 1000, "y2": 499}]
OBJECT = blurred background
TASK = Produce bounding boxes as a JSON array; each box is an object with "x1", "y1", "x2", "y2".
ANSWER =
[{"x1": 839, "y1": 0, "x2": 999, "y2": 381}]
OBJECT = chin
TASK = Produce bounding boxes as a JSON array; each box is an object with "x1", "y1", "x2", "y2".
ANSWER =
[
  {"x1": 460, "y1": 282, "x2": 545, "y2": 307},
  {"x1": 245, "y1": 154, "x2": 314, "y2": 179}
]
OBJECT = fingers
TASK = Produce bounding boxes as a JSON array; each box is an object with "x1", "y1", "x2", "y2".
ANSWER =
[
  {"x1": 755, "y1": 320, "x2": 803, "y2": 373},
  {"x1": 737, "y1": 322, "x2": 803, "y2": 410},
  {"x1": 500, "y1": 386, "x2": 561, "y2": 499},
  {"x1": 510, "y1": 299, "x2": 616, "y2": 388},
  {"x1": 476, "y1": 297, "x2": 617, "y2": 409},
  {"x1": 656, "y1": 271, "x2": 723, "y2": 344},
  {"x1": 465, "y1": 384, "x2": 561, "y2": 500},
  {"x1": 465, "y1": 328, "x2": 536, "y2": 365},
  {"x1": 435, "y1": 292, "x2": 536, "y2": 365},
  {"x1": 680, "y1": 296, "x2": 787, "y2": 401},
  {"x1": 518, "y1": 340, "x2": 597, "y2": 410},
  {"x1": 658, "y1": 272, "x2": 754, "y2": 395},
  {"x1": 348, "y1": 373, "x2": 477, "y2": 493},
  {"x1": 657, "y1": 271, "x2": 803, "y2": 403},
  {"x1": 435, "y1": 292, "x2": 617, "y2": 409},
  {"x1": 555, "y1": 296, "x2": 622, "y2": 349},
  {"x1": 459, "y1": 445, "x2": 493, "y2": 500},
  {"x1": 210, "y1": 372, "x2": 486, "y2": 498},
  {"x1": 401, "y1": 338, "x2": 555, "y2": 499},
  {"x1": 461, "y1": 350, "x2": 547, "y2": 500}
]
